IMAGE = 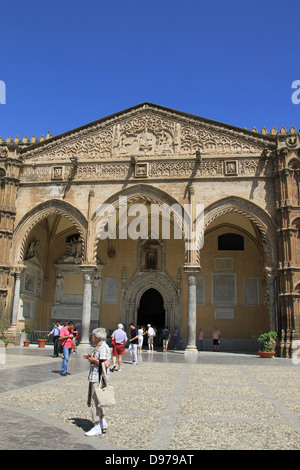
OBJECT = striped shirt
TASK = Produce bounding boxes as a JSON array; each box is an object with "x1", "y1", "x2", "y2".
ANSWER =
[{"x1": 88, "y1": 341, "x2": 111, "y2": 383}]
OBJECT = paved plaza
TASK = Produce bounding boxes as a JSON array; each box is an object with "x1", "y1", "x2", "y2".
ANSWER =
[{"x1": 0, "y1": 344, "x2": 300, "y2": 451}]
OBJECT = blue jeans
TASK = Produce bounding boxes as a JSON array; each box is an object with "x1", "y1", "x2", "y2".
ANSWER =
[{"x1": 61, "y1": 347, "x2": 72, "y2": 374}]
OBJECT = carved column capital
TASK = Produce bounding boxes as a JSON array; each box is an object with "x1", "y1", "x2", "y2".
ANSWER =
[{"x1": 12, "y1": 264, "x2": 26, "y2": 277}]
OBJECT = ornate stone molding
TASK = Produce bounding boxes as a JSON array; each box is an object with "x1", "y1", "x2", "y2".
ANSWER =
[
  {"x1": 21, "y1": 106, "x2": 273, "y2": 164},
  {"x1": 20, "y1": 157, "x2": 274, "y2": 183}
]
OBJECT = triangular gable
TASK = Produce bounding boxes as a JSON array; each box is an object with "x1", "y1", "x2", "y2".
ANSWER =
[{"x1": 20, "y1": 103, "x2": 275, "y2": 163}]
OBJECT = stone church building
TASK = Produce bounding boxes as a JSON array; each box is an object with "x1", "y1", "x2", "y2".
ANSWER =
[{"x1": 0, "y1": 102, "x2": 299, "y2": 356}]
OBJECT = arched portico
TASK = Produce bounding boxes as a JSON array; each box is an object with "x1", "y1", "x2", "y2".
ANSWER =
[
  {"x1": 10, "y1": 200, "x2": 88, "y2": 328},
  {"x1": 201, "y1": 196, "x2": 278, "y2": 341}
]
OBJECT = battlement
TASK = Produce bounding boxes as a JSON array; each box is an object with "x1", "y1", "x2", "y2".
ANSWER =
[{"x1": 0, "y1": 132, "x2": 53, "y2": 147}]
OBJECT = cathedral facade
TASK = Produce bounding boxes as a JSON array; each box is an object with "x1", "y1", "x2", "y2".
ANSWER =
[{"x1": 0, "y1": 102, "x2": 299, "y2": 356}]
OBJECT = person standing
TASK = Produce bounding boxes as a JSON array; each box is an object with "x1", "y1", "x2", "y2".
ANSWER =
[
  {"x1": 147, "y1": 324, "x2": 155, "y2": 351},
  {"x1": 198, "y1": 328, "x2": 204, "y2": 351},
  {"x1": 138, "y1": 325, "x2": 146, "y2": 353},
  {"x1": 72, "y1": 325, "x2": 78, "y2": 353},
  {"x1": 173, "y1": 327, "x2": 179, "y2": 349},
  {"x1": 161, "y1": 325, "x2": 170, "y2": 352},
  {"x1": 110, "y1": 323, "x2": 127, "y2": 372},
  {"x1": 128, "y1": 323, "x2": 139, "y2": 365},
  {"x1": 60, "y1": 321, "x2": 74, "y2": 376},
  {"x1": 212, "y1": 326, "x2": 221, "y2": 352},
  {"x1": 83, "y1": 327, "x2": 111, "y2": 436},
  {"x1": 47, "y1": 321, "x2": 62, "y2": 357}
]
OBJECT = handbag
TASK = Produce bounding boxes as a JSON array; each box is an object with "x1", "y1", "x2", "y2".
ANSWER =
[{"x1": 95, "y1": 362, "x2": 115, "y2": 408}]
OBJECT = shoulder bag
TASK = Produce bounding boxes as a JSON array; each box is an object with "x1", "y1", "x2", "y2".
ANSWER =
[{"x1": 95, "y1": 362, "x2": 115, "y2": 408}]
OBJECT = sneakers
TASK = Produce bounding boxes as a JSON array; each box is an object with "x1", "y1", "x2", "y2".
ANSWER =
[
  {"x1": 85, "y1": 420, "x2": 108, "y2": 436},
  {"x1": 101, "y1": 418, "x2": 108, "y2": 433},
  {"x1": 85, "y1": 424, "x2": 102, "y2": 436}
]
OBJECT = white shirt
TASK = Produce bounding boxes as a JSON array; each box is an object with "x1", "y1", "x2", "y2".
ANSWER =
[{"x1": 148, "y1": 327, "x2": 154, "y2": 336}]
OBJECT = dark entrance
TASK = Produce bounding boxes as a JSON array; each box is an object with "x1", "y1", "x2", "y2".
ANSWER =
[{"x1": 137, "y1": 288, "x2": 165, "y2": 329}]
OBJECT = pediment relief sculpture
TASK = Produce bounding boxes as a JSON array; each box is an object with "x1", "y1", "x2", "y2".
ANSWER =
[{"x1": 21, "y1": 104, "x2": 272, "y2": 164}]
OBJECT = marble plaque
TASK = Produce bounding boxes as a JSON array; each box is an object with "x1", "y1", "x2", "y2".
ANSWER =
[
  {"x1": 196, "y1": 277, "x2": 205, "y2": 305},
  {"x1": 215, "y1": 308, "x2": 234, "y2": 320},
  {"x1": 102, "y1": 276, "x2": 118, "y2": 304},
  {"x1": 244, "y1": 277, "x2": 259, "y2": 306},
  {"x1": 212, "y1": 273, "x2": 236, "y2": 306},
  {"x1": 215, "y1": 257, "x2": 233, "y2": 269}
]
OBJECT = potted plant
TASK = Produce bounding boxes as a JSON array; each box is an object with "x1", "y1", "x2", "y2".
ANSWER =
[
  {"x1": 0, "y1": 338, "x2": 10, "y2": 348},
  {"x1": 21, "y1": 324, "x2": 34, "y2": 347},
  {"x1": 37, "y1": 333, "x2": 48, "y2": 348},
  {"x1": 258, "y1": 331, "x2": 277, "y2": 358}
]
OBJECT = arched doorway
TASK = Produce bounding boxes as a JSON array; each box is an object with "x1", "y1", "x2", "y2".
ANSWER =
[{"x1": 137, "y1": 288, "x2": 165, "y2": 329}]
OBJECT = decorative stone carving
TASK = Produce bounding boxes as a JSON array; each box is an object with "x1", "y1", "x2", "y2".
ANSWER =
[
  {"x1": 19, "y1": 255, "x2": 43, "y2": 321},
  {"x1": 58, "y1": 235, "x2": 83, "y2": 264},
  {"x1": 21, "y1": 155, "x2": 275, "y2": 184},
  {"x1": 21, "y1": 106, "x2": 271, "y2": 164},
  {"x1": 51, "y1": 262, "x2": 102, "y2": 323},
  {"x1": 122, "y1": 269, "x2": 181, "y2": 331}
]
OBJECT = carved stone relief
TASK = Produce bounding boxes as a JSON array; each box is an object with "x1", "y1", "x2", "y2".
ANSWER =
[
  {"x1": 19, "y1": 247, "x2": 43, "y2": 321},
  {"x1": 21, "y1": 107, "x2": 270, "y2": 164},
  {"x1": 20, "y1": 157, "x2": 274, "y2": 183}
]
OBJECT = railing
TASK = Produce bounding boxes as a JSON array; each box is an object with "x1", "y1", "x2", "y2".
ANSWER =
[{"x1": 28, "y1": 331, "x2": 53, "y2": 345}]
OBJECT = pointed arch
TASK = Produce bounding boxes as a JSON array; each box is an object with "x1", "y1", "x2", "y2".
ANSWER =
[
  {"x1": 91, "y1": 184, "x2": 187, "y2": 263},
  {"x1": 11, "y1": 200, "x2": 88, "y2": 265},
  {"x1": 203, "y1": 196, "x2": 278, "y2": 268}
]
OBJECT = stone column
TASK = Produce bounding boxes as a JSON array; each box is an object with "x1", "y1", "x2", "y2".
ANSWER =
[
  {"x1": 78, "y1": 265, "x2": 96, "y2": 347},
  {"x1": 265, "y1": 267, "x2": 277, "y2": 331},
  {"x1": 185, "y1": 272, "x2": 198, "y2": 353},
  {"x1": 11, "y1": 266, "x2": 25, "y2": 325}
]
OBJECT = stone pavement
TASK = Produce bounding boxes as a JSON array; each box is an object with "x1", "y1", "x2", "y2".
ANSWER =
[{"x1": 0, "y1": 344, "x2": 300, "y2": 451}]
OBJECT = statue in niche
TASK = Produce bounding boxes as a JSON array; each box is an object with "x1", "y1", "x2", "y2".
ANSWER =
[
  {"x1": 25, "y1": 241, "x2": 40, "y2": 260},
  {"x1": 92, "y1": 275, "x2": 100, "y2": 304},
  {"x1": 55, "y1": 272, "x2": 64, "y2": 303},
  {"x1": 60, "y1": 235, "x2": 82, "y2": 264},
  {"x1": 146, "y1": 249, "x2": 157, "y2": 270}
]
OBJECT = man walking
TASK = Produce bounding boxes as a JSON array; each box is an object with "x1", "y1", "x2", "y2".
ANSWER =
[
  {"x1": 47, "y1": 321, "x2": 62, "y2": 357},
  {"x1": 60, "y1": 321, "x2": 74, "y2": 376},
  {"x1": 128, "y1": 323, "x2": 139, "y2": 365},
  {"x1": 110, "y1": 323, "x2": 127, "y2": 372}
]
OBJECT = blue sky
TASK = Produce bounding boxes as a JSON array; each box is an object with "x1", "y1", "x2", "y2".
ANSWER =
[{"x1": 1, "y1": 0, "x2": 299, "y2": 140}]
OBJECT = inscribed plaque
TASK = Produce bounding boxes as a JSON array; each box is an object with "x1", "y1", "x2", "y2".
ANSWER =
[
  {"x1": 102, "y1": 276, "x2": 118, "y2": 304},
  {"x1": 212, "y1": 273, "x2": 236, "y2": 306},
  {"x1": 243, "y1": 277, "x2": 259, "y2": 306},
  {"x1": 215, "y1": 309, "x2": 234, "y2": 320}
]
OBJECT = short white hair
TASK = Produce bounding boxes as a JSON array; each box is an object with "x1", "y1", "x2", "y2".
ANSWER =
[
  {"x1": 118, "y1": 323, "x2": 124, "y2": 329},
  {"x1": 92, "y1": 327, "x2": 107, "y2": 341}
]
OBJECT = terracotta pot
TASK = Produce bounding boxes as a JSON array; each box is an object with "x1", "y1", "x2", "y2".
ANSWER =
[
  {"x1": 37, "y1": 339, "x2": 47, "y2": 348},
  {"x1": 258, "y1": 350, "x2": 275, "y2": 358},
  {"x1": 23, "y1": 341, "x2": 30, "y2": 347}
]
